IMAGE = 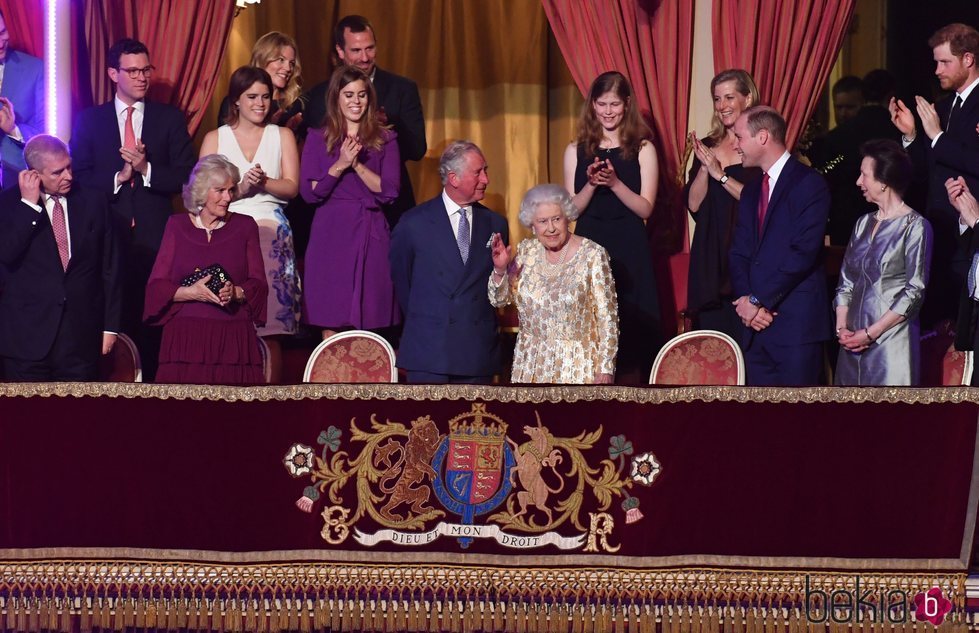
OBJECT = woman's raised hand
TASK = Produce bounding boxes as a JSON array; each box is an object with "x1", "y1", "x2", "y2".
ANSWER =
[{"x1": 490, "y1": 232, "x2": 512, "y2": 272}]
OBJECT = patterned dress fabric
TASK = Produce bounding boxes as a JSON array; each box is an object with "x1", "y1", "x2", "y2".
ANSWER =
[
  {"x1": 217, "y1": 124, "x2": 301, "y2": 336},
  {"x1": 573, "y1": 144, "x2": 661, "y2": 373},
  {"x1": 488, "y1": 238, "x2": 618, "y2": 384},
  {"x1": 834, "y1": 210, "x2": 932, "y2": 386}
]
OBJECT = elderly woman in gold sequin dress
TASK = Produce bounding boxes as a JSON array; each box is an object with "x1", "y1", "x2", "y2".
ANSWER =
[{"x1": 488, "y1": 184, "x2": 618, "y2": 384}]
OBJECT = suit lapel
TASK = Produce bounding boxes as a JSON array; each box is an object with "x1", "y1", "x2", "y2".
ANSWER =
[
  {"x1": 757, "y1": 158, "x2": 797, "y2": 248},
  {"x1": 63, "y1": 192, "x2": 88, "y2": 270},
  {"x1": 99, "y1": 102, "x2": 126, "y2": 178},
  {"x1": 428, "y1": 201, "x2": 465, "y2": 272},
  {"x1": 32, "y1": 200, "x2": 61, "y2": 269},
  {"x1": 30, "y1": 195, "x2": 68, "y2": 273},
  {"x1": 137, "y1": 102, "x2": 157, "y2": 184},
  {"x1": 0, "y1": 52, "x2": 18, "y2": 99},
  {"x1": 459, "y1": 205, "x2": 490, "y2": 283},
  {"x1": 102, "y1": 101, "x2": 120, "y2": 145},
  {"x1": 373, "y1": 68, "x2": 392, "y2": 109},
  {"x1": 949, "y1": 88, "x2": 979, "y2": 133},
  {"x1": 742, "y1": 181, "x2": 762, "y2": 242},
  {"x1": 140, "y1": 101, "x2": 156, "y2": 150}
]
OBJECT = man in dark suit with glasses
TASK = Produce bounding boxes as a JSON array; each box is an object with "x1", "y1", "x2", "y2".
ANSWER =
[{"x1": 69, "y1": 38, "x2": 195, "y2": 380}]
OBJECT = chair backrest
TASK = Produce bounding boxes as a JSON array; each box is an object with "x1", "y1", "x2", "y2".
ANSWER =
[
  {"x1": 256, "y1": 337, "x2": 272, "y2": 384},
  {"x1": 98, "y1": 332, "x2": 142, "y2": 382},
  {"x1": 942, "y1": 346, "x2": 973, "y2": 386},
  {"x1": 919, "y1": 319, "x2": 956, "y2": 386},
  {"x1": 649, "y1": 329, "x2": 745, "y2": 385},
  {"x1": 303, "y1": 330, "x2": 397, "y2": 383},
  {"x1": 497, "y1": 304, "x2": 519, "y2": 334}
]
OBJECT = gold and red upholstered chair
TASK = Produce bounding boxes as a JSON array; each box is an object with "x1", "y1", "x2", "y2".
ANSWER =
[
  {"x1": 496, "y1": 303, "x2": 519, "y2": 335},
  {"x1": 302, "y1": 330, "x2": 397, "y2": 383},
  {"x1": 941, "y1": 344, "x2": 973, "y2": 386},
  {"x1": 649, "y1": 330, "x2": 745, "y2": 385},
  {"x1": 919, "y1": 319, "x2": 973, "y2": 386},
  {"x1": 97, "y1": 332, "x2": 142, "y2": 382}
]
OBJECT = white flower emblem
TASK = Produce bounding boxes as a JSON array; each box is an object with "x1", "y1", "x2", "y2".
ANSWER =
[
  {"x1": 630, "y1": 452, "x2": 661, "y2": 486},
  {"x1": 284, "y1": 443, "x2": 314, "y2": 477}
]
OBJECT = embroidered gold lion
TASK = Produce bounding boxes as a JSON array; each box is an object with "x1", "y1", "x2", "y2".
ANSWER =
[
  {"x1": 375, "y1": 415, "x2": 442, "y2": 521},
  {"x1": 506, "y1": 415, "x2": 565, "y2": 524}
]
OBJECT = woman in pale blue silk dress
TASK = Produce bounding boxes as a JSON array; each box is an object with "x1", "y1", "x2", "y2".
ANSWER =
[{"x1": 834, "y1": 140, "x2": 932, "y2": 385}]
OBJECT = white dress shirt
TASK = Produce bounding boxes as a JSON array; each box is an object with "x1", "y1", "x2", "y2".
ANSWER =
[
  {"x1": 764, "y1": 150, "x2": 792, "y2": 200},
  {"x1": 442, "y1": 189, "x2": 472, "y2": 242},
  {"x1": 112, "y1": 96, "x2": 152, "y2": 191},
  {"x1": 902, "y1": 76, "x2": 979, "y2": 150},
  {"x1": 932, "y1": 76, "x2": 979, "y2": 148},
  {"x1": 21, "y1": 194, "x2": 72, "y2": 258}
]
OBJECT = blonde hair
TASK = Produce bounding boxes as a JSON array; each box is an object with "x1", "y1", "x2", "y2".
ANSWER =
[
  {"x1": 250, "y1": 31, "x2": 302, "y2": 112},
  {"x1": 182, "y1": 155, "x2": 240, "y2": 214},
  {"x1": 706, "y1": 69, "x2": 759, "y2": 144}
]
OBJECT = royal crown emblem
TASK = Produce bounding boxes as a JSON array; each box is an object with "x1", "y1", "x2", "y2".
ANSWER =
[{"x1": 432, "y1": 407, "x2": 514, "y2": 546}]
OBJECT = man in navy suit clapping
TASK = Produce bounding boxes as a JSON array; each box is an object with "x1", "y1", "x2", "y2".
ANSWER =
[{"x1": 69, "y1": 38, "x2": 195, "y2": 380}]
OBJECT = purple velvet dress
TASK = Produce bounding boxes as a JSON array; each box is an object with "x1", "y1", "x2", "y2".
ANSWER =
[
  {"x1": 300, "y1": 128, "x2": 401, "y2": 329},
  {"x1": 143, "y1": 213, "x2": 269, "y2": 385}
]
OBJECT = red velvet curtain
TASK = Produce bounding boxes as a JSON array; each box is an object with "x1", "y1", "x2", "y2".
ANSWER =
[
  {"x1": 80, "y1": 0, "x2": 235, "y2": 135},
  {"x1": 542, "y1": 0, "x2": 693, "y2": 194},
  {"x1": 541, "y1": 0, "x2": 695, "y2": 334},
  {"x1": 0, "y1": 0, "x2": 43, "y2": 58},
  {"x1": 713, "y1": 0, "x2": 856, "y2": 149}
]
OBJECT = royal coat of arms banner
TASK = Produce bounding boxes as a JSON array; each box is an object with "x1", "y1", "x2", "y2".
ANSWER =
[{"x1": 0, "y1": 384, "x2": 976, "y2": 632}]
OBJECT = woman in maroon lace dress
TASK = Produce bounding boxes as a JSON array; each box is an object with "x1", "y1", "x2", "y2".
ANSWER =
[{"x1": 144, "y1": 155, "x2": 268, "y2": 384}]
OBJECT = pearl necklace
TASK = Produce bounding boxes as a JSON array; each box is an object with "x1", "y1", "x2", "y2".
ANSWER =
[
  {"x1": 194, "y1": 213, "x2": 226, "y2": 238},
  {"x1": 542, "y1": 237, "x2": 571, "y2": 274}
]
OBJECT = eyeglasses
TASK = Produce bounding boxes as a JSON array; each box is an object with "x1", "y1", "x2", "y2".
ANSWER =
[{"x1": 118, "y1": 65, "x2": 155, "y2": 79}]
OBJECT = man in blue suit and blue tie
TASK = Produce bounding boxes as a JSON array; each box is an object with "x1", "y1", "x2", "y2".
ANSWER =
[
  {"x1": 390, "y1": 140, "x2": 509, "y2": 383},
  {"x1": 729, "y1": 106, "x2": 831, "y2": 385},
  {"x1": 0, "y1": 9, "x2": 44, "y2": 190}
]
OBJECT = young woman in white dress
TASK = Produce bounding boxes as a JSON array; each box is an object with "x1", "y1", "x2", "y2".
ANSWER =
[{"x1": 200, "y1": 66, "x2": 301, "y2": 383}]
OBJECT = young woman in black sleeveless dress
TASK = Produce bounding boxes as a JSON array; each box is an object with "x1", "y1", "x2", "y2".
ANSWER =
[{"x1": 564, "y1": 71, "x2": 661, "y2": 383}]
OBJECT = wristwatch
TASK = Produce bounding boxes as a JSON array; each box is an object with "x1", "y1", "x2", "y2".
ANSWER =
[
  {"x1": 718, "y1": 174, "x2": 729, "y2": 185},
  {"x1": 748, "y1": 295, "x2": 763, "y2": 308}
]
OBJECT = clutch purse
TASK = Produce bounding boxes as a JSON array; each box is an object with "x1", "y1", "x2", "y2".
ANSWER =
[{"x1": 181, "y1": 264, "x2": 232, "y2": 295}]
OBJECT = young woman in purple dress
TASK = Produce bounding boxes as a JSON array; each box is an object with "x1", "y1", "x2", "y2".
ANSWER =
[{"x1": 299, "y1": 65, "x2": 401, "y2": 339}]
